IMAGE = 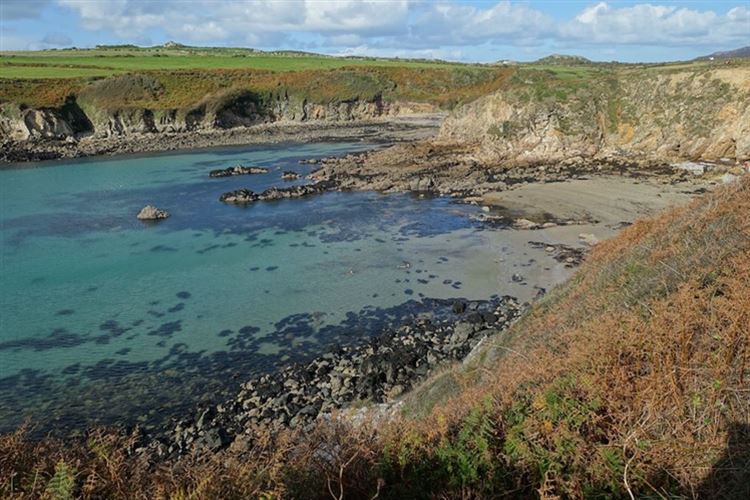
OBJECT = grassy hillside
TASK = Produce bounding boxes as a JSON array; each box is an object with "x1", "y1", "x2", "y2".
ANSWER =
[{"x1": 2, "y1": 177, "x2": 748, "y2": 498}]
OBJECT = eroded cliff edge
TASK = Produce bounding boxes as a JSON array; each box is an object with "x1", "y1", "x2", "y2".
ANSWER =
[{"x1": 438, "y1": 64, "x2": 750, "y2": 164}]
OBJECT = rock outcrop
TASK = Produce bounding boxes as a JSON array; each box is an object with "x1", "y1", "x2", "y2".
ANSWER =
[
  {"x1": 209, "y1": 165, "x2": 269, "y2": 178},
  {"x1": 219, "y1": 180, "x2": 336, "y2": 203},
  {"x1": 438, "y1": 66, "x2": 750, "y2": 164}
]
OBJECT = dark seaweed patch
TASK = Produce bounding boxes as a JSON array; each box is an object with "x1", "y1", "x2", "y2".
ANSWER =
[
  {"x1": 168, "y1": 303, "x2": 185, "y2": 313},
  {"x1": 147, "y1": 321, "x2": 182, "y2": 337}
]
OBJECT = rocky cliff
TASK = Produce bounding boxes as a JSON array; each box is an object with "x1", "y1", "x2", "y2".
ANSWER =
[
  {"x1": 0, "y1": 73, "x2": 436, "y2": 144},
  {"x1": 438, "y1": 64, "x2": 750, "y2": 164}
]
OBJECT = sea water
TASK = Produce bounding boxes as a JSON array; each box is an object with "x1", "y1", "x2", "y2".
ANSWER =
[{"x1": 0, "y1": 142, "x2": 568, "y2": 435}]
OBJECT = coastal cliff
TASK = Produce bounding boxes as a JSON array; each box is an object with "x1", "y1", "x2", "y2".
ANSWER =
[
  {"x1": 0, "y1": 65, "x2": 502, "y2": 152},
  {"x1": 0, "y1": 85, "x2": 429, "y2": 142},
  {"x1": 438, "y1": 64, "x2": 750, "y2": 164}
]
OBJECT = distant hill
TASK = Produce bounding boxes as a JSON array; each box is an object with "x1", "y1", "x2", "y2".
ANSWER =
[
  {"x1": 696, "y1": 46, "x2": 750, "y2": 60},
  {"x1": 534, "y1": 54, "x2": 592, "y2": 65}
]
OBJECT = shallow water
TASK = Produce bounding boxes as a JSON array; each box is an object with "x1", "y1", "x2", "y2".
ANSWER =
[{"x1": 0, "y1": 142, "x2": 570, "y2": 435}]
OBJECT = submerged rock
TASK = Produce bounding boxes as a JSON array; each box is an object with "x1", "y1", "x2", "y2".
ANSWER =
[
  {"x1": 137, "y1": 205, "x2": 170, "y2": 220},
  {"x1": 209, "y1": 165, "x2": 269, "y2": 178}
]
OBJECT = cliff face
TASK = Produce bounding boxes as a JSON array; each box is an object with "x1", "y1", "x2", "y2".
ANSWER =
[
  {"x1": 0, "y1": 74, "x2": 436, "y2": 143},
  {"x1": 438, "y1": 65, "x2": 750, "y2": 164}
]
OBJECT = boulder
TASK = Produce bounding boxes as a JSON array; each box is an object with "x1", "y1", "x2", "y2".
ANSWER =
[{"x1": 137, "y1": 205, "x2": 170, "y2": 220}]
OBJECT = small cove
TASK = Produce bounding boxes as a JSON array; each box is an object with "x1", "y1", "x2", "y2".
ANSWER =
[{"x1": 0, "y1": 142, "x2": 574, "y2": 436}]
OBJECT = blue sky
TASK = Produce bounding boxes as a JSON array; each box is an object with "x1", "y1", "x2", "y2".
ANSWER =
[{"x1": 1, "y1": 1, "x2": 748, "y2": 62}]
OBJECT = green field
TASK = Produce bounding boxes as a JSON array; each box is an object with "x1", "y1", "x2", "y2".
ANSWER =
[{"x1": 0, "y1": 46, "x2": 477, "y2": 79}]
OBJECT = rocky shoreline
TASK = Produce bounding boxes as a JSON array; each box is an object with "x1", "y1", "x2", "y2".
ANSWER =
[
  {"x1": 305, "y1": 144, "x2": 731, "y2": 201},
  {"x1": 0, "y1": 115, "x2": 443, "y2": 163},
  {"x1": 144, "y1": 296, "x2": 523, "y2": 457}
]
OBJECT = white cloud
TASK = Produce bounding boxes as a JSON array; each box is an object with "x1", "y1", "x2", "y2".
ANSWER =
[
  {"x1": 57, "y1": 0, "x2": 410, "y2": 42},
  {"x1": 560, "y1": 2, "x2": 749, "y2": 46},
  {"x1": 408, "y1": 1, "x2": 555, "y2": 46},
  {"x1": 35, "y1": 1, "x2": 750, "y2": 56}
]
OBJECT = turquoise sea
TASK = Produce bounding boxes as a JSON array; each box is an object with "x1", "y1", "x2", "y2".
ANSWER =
[{"x1": 0, "y1": 142, "x2": 564, "y2": 436}]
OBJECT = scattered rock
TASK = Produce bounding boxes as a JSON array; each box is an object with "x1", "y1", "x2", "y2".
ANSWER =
[
  {"x1": 529, "y1": 241, "x2": 586, "y2": 267},
  {"x1": 281, "y1": 171, "x2": 300, "y2": 180},
  {"x1": 156, "y1": 296, "x2": 523, "y2": 457},
  {"x1": 137, "y1": 205, "x2": 170, "y2": 220}
]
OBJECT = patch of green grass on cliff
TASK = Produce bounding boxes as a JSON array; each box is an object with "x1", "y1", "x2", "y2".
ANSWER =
[{"x1": 509, "y1": 66, "x2": 602, "y2": 104}]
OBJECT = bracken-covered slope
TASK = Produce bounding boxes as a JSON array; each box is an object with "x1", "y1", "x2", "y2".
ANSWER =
[{"x1": 439, "y1": 61, "x2": 750, "y2": 164}]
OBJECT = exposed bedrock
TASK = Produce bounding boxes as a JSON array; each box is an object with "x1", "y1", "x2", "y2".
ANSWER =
[{"x1": 438, "y1": 66, "x2": 750, "y2": 163}]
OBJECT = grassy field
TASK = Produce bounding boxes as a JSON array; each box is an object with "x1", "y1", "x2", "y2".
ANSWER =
[{"x1": 0, "y1": 46, "x2": 477, "y2": 79}]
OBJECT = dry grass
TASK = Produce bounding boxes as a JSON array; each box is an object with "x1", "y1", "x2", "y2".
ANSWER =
[{"x1": 2, "y1": 178, "x2": 749, "y2": 499}]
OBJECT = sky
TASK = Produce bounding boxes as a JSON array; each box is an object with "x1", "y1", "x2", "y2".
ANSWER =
[{"x1": 0, "y1": 1, "x2": 748, "y2": 62}]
